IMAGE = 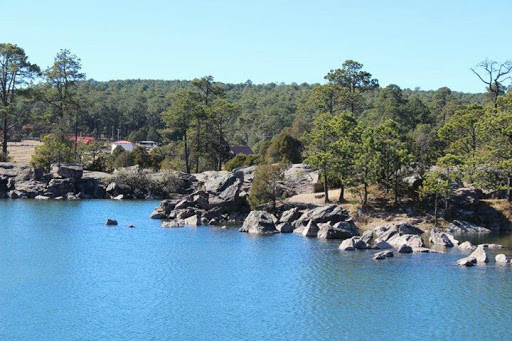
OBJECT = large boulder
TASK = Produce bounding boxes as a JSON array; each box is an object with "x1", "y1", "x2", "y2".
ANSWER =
[
  {"x1": 458, "y1": 241, "x2": 476, "y2": 251},
  {"x1": 276, "y1": 222, "x2": 295, "y2": 233},
  {"x1": 302, "y1": 221, "x2": 320, "y2": 237},
  {"x1": 373, "y1": 250, "x2": 394, "y2": 260},
  {"x1": 239, "y1": 211, "x2": 278, "y2": 235},
  {"x1": 495, "y1": 254, "x2": 509, "y2": 263},
  {"x1": 447, "y1": 220, "x2": 491, "y2": 234},
  {"x1": 47, "y1": 178, "x2": 76, "y2": 197},
  {"x1": 429, "y1": 229, "x2": 458, "y2": 247},
  {"x1": 295, "y1": 204, "x2": 349, "y2": 228},
  {"x1": 52, "y1": 164, "x2": 83, "y2": 179},
  {"x1": 467, "y1": 245, "x2": 489, "y2": 263},
  {"x1": 279, "y1": 207, "x2": 301, "y2": 225},
  {"x1": 451, "y1": 187, "x2": 482, "y2": 208},
  {"x1": 388, "y1": 234, "x2": 425, "y2": 249},
  {"x1": 338, "y1": 236, "x2": 368, "y2": 251}
]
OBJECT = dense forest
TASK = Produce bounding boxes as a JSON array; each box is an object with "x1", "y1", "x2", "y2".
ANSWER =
[{"x1": 2, "y1": 44, "x2": 512, "y2": 212}]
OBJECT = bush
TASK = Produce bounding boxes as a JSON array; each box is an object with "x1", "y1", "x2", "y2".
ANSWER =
[
  {"x1": 132, "y1": 146, "x2": 151, "y2": 168},
  {"x1": 225, "y1": 154, "x2": 261, "y2": 171},
  {"x1": 111, "y1": 145, "x2": 125, "y2": 159},
  {"x1": 87, "y1": 154, "x2": 114, "y2": 173},
  {"x1": 109, "y1": 169, "x2": 185, "y2": 198},
  {"x1": 265, "y1": 131, "x2": 303, "y2": 164},
  {"x1": 113, "y1": 151, "x2": 134, "y2": 169},
  {"x1": 248, "y1": 164, "x2": 284, "y2": 210},
  {"x1": 31, "y1": 133, "x2": 74, "y2": 171}
]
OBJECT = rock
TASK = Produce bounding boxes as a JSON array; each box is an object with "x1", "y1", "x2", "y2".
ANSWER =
[
  {"x1": 295, "y1": 204, "x2": 349, "y2": 228},
  {"x1": 457, "y1": 257, "x2": 476, "y2": 267},
  {"x1": 388, "y1": 234, "x2": 425, "y2": 249},
  {"x1": 373, "y1": 241, "x2": 393, "y2": 250},
  {"x1": 360, "y1": 230, "x2": 373, "y2": 244},
  {"x1": 398, "y1": 244, "x2": 413, "y2": 253},
  {"x1": 429, "y1": 229, "x2": 458, "y2": 247},
  {"x1": 47, "y1": 178, "x2": 76, "y2": 197},
  {"x1": 317, "y1": 222, "x2": 356, "y2": 240},
  {"x1": 34, "y1": 195, "x2": 50, "y2": 200},
  {"x1": 162, "y1": 220, "x2": 183, "y2": 228},
  {"x1": 105, "y1": 219, "x2": 118, "y2": 226},
  {"x1": 495, "y1": 254, "x2": 508, "y2": 263},
  {"x1": 458, "y1": 241, "x2": 476, "y2": 251},
  {"x1": 339, "y1": 236, "x2": 368, "y2": 251},
  {"x1": 373, "y1": 250, "x2": 394, "y2": 260},
  {"x1": 332, "y1": 220, "x2": 359, "y2": 237},
  {"x1": 480, "y1": 243, "x2": 505, "y2": 249},
  {"x1": 150, "y1": 208, "x2": 166, "y2": 219},
  {"x1": 447, "y1": 220, "x2": 491, "y2": 234},
  {"x1": 302, "y1": 221, "x2": 319, "y2": 237},
  {"x1": 52, "y1": 164, "x2": 83, "y2": 179},
  {"x1": 468, "y1": 245, "x2": 489, "y2": 263},
  {"x1": 451, "y1": 187, "x2": 482, "y2": 208},
  {"x1": 279, "y1": 207, "x2": 301, "y2": 224},
  {"x1": 397, "y1": 223, "x2": 424, "y2": 235},
  {"x1": 113, "y1": 194, "x2": 124, "y2": 200},
  {"x1": 276, "y1": 222, "x2": 295, "y2": 233},
  {"x1": 239, "y1": 211, "x2": 278, "y2": 235},
  {"x1": 127, "y1": 224, "x2": 135, "y2": 228},
  {"x1": 183, "y1": 215, "x2": 201, "y2": 227},
  {"x1": 412, "y1": 247, "x2": 444, "y2": 253},
  {"x1": 339, "y1": 237, "x2": 357, "y2": 251}
]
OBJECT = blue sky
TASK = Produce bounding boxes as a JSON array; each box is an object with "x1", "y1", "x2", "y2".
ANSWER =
[{"x1": 5, "y1": 0, "x2": 512, "y2": 92}]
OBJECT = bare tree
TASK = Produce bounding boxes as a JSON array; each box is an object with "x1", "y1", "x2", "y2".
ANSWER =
[{"x1": 471, "y1": 59, "x2": 512, "y2": 111}]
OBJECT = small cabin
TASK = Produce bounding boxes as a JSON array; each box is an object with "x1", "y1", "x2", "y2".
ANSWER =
[
  {"x1": 111, "y1": 141, "x2": 134, "y2": 153},
  {"x1": 70, "y1": 136, "x2": 96, "y2": 145}
]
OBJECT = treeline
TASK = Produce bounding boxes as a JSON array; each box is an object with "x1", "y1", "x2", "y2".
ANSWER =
[{"x1": 2, "y1": 43, "x2": 512, "y2": 210}]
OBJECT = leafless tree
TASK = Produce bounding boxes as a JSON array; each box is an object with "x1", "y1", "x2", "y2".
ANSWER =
[{"x1": 471, "y1": 59, "x2": 512, "y2": 111}]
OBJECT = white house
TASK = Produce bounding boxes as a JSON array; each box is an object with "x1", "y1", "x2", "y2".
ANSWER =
[{"x1": 111, "y1": 140, "x2": 134, "y2": 153}]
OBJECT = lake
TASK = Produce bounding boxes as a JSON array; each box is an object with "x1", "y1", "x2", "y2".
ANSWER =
[{"x1": 1, "y1": 200, "x2": 511, "y2": 340}]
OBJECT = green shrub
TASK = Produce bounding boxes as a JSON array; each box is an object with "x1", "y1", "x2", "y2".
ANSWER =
[
  {"x1": 31, "y1": 133, "x2": 74, "y2": 172},
  {"x1": 248, "y1": 164, "x2": 284, "y2": 210},
  {"x1": 225, "y1": 154, "x2": 261, "y2": 171},
  {"x1": 109, "y1": 169, "x2": 185, "y2": 197},
  {"x1": 113, "y1": 151, "x2": 134, "y2": 168}
]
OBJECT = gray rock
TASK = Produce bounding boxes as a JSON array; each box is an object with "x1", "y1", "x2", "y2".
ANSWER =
[
  {"x1": 295, "y1": 204, "x2": 349, "y2": 228},
  {"x1": 276, "y1": 222, "x2": 295, "y2": 233},
  {"x1": 317, "y1": 222, "x2": 356, "y2": 240},
  {"x1": 360, "y1": 230, "x2": 374, "y2": 244},
  {"x1": 458, "y1": 241, "x2": 476, "y2": 251},
  {"x1": 388, "y1": 234, "x2": 425, "y2": 249},
  {"x1": 105, "y1": 219, "x2": 118, "y2": 226},
  {"x1": 332, "y1": 220, "x2": 360, "y2": 237},
  {"x1": 52, "y1": 164, "x2": 83, "y2": 179},
  {"x1": 183, "y1": 215, "x2": 201, "y2": 227},
  {"x1": 34, "y1": 195, "x2": 50, "y2": 200},
  {"x1": 373, "y1": 241, "x2": 393, "y2": 250},
  {"x1": 239, "y1": 211, "x2": 278, "y2": 235},
  {"x1": 302, "y1": 221, "x2": 319, "y2": 237},
  {"x1": 457, "y1": 257, "x2": 476, "y2": 267},
  {"x1": 480, "y1": 243, "x2": 505, "y2": 249},
  {"x1": 150, "y1": 208, "x2": 166, "y2": 219},
  {"x1": 339, "y1": 237, "x2": 358, "y2": 251},
  {"x1": 448, "y1": 220, "x2": 491, "y2": 234},
  {"x1": 495, "y1": 254, "x2": 508, "y2": 263},
  {"x1": 373, "y1": 250, "x2": 394, "y2": 260},
  {"x1": 161, "y1": 220, "x2": 183, "y2": 228},
  {"x1": 396, "y1": 223, "x2": 424, "y2": 235},
  {"x1": 429, "y1": 229, "x2": 458, "y2": 247},
  {"x1": 279, "y1": 207, "x2": 301, "y2": 224},
  {"x1": 468, "y1": 245, "x2": 489, "y2": 263},
  {"x1": 398, "y1": 244, "x2": 413, "y2": 253}
]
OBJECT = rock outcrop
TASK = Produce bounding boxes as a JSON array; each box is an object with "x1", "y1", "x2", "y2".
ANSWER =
[{"x1": 447, "y1": 220, "x2": 491, "y2": 234}]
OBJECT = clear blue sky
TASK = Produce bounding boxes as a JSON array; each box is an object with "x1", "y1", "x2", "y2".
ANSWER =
[{"x1": 5, "y1": 0, "x2": 512, "y2": 92}]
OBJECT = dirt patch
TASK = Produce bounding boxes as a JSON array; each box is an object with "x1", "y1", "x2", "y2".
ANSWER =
[{"x1": 6, "y1": 140, "x2": 41, "y2": 164}]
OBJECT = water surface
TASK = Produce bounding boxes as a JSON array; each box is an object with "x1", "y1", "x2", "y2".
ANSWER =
[{"x1": 1, "y1": 200, "x2": 511, "y2": 340}]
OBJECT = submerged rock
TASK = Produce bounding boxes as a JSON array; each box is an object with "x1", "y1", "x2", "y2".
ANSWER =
[
  {"x1": 457, "y1": 257, "x2": 476, "y2": 267},
  {"x1": 373, "y1": 250, "x2": 394, "y2": 260},
  {"x1": 105, "y1": 219, "x2": 118, "y2": 226}
]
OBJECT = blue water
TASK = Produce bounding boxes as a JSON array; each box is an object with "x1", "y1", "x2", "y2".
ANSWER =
[{"x1": 0, "y1": 200, "x2": 511, "y2": 341}]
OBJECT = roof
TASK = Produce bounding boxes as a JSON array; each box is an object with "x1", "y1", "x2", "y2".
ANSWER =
[
  {"x1": 69, "y1": 136, "x2": 96, "y2": 145},
  {"x1": 112, "y1": 141, "x2": 133, "y2": 145},
  {"x1": 230, "y1": 145, "x2": 254, "y2": 155}
]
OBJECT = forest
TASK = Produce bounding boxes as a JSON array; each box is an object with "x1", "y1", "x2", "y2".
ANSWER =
[{"x1": 2, "y1": 43, "x2": 512, "y2": 212}]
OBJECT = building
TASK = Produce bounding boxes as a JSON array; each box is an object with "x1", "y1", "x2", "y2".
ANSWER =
[
  {"x1": 69, "y1": 136, "x2": 96, "y2": 145},
  {"x1": 230, "y1": 145, "x2": 254, "y2": 155},
  {"x1": 111, "y1": 141, "x2": 134, "y2": 153}
]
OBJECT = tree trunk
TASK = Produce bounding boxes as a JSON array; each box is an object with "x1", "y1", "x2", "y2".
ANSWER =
[
  {"x1": 184, "y1": 131, "x2": 190, "y2": 174},
  {"x1": 323, "y1": 164, "x2": 329, "y2": 203},
  {"x1": 195, "y1": 119, "x2": 200, "y2": 173},
  {"x1": 2, "y1": 115, "x2": 7, "y2": 155},
  {"x1": 507, "y1": 176, "x2": 512, "y2": 202},
  {"x1": 338, "y1": 183, "x2": 345, "y2": 203},
  {"x1": 434, "y1": 193, "x2": 438, "y2": 228},
  {"x1": 363, "y1": 181, "x2": 368, "y2": 206},
  {"x1": 74, "y1": 115, "x2": 79, "y2": 161},
  {"x1": 394, "y1": 170, "x2": 399, "y2": 206}
]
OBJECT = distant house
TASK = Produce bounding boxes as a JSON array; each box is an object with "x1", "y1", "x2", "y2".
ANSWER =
[
  {"x1": 70, "y1": 136, "x2": 96, "y2": 145},
  {"x1": 111, "y1": 141, "x2": 134, "y2": 153},
  {"x1": 136, "y1": 141, "x2": 158, "y2": 151},
  {"x1": 230, "y1": 145, "x2": 254, "y2": 155}
]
